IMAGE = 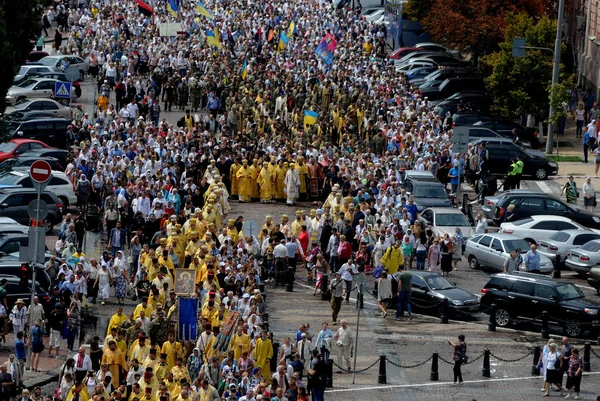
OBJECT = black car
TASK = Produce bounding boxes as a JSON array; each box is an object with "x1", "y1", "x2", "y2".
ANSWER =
[
  {"x1": 5, "y1": 118, "x2": 70, "y2": 149},
  {"x1": 1, "y1": 276, "x2": 51, "y2": 314},
  {"x1": 0, "y1": 156, "x2": 61, "y2": 171},
  {"x1": 403, "y1": 177, "x2": 452, "y2": 208},
  {"x1": 492, "y1": 192, "x2": 600, "y2": 229},
  {"x1": 420, "y1": 78, "x2": 486, "y2": 101},
  {"x1": 390, "y1": 271, "x2": 480, "y2": 316},
  {"x1": 483, "y1": 143, "x2": 558, "y2": 180},
  {"x1": 480, "y1": 272, "x2": 600, "y2": 337},
  {"x1": 452, "y1": 112, "x2": 497, "y2": 127},
  {"x1": 0, "y1": 261, "x2": 52, "y2": 291},
  {"x1": 474, "y1": 120, "x2": 543, "y2": 149},
  {"x1": 21, "y1": 148, "x2": 70, "y2": 169},
  {"x1": 410, "y1": 67, "x2": 471, "y2": 87},
  {"x1": 0, "y1": 188, "x2": 63, "y2": 233}
]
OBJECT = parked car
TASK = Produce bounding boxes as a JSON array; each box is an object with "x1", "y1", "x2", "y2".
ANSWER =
[
  {"x1": 482, "y1": 143, "x2": 558, "y2": 180},
  {"x1": 500, "y1": 215, "x2": 598, "y2": 244},
  {"x1": 432, "y1": 93, "x2": 490, "y2": 115},
  {"x1": 0, "y1": 188, "x2": 63, "y2": 233},
  {"x1": 390, "y1": 271, "x2": 480, "y2": 316},
  {"x1": 38, "y1": 55, "x2": 88, "y2": 80},
  {"x1": 389, "y1": 47, "x2": 423, "y2": 60},
  {"x1": 13, "y1": 65, "x2": 54, "y2": 85},
  {"x1": 481, "y1": 189, "x2": 539, "y2": 220},
  {"x1": 1, "y1": 110, "x2": 66, "y2": 123},
  {"x1": 2, "y1": 276, "x2": 51, "y2": 315},
  {"x1": 588, "y1": 267, "x2": 600, "y2": 295},
  {"x1": 492, "y1": 193, "x2": 600, "y2": 228},
  {"x1": 3, "y1": 98, "x2": 72, "y2": 119},
  {"x1": 0, "y1": 139, "x2": 50, "y2": 162},
  {"x1": 396, "y1": 61, "x2": 436, "y2": 73},
  {"x1": 405, "y1": 66, "x2": 439, "y2": 82},
  {"x1": 0, "y1": 261, "x2": 52, "y2": 291},
  {"x1": 5, "y1": 78, "x2": 76, "y2": 105},
  {"x1": 480, "y1": 272, "x2": 600, "y2": 337},
  {"x1": 0, "y1": 170, "x2": 76, "y2": 207},
  {"x1": 473, "y1": 120, "x2": 543, "y2": 149},
  {"x1": 399, "y1": 169, "x2": 435, "y2": 183},
  {"x1": 538, "y1": 230, "x2": 600, "y2": 265},
  {"x1": 26, "y1": 51, "x2": 49, "y2": 63},
  {"x1": 0, "y1": 223, "x2": 29, "y2": 235},
  {"x1": 464, "y1": 233, "x2": 554, "y2": 274},
  {"x1": 419, "y1": 78, "x2": 486, "y2": 101},
  {"x1": 452, "y1": 112, "x2": 497, "y2": 127},
  {"x1": 361, "y1": 8, "x2": 384, "y2": 22},
  {"x1": 403, "y1": 178, "x2": 451, "y2": 208},
  {"x1": 21, "y1": 148, "x2": 70, "y2": 168},
  {"x1": 0, "y1": 156, "x2": 61, "y2": 172},
  {"x1": 565, "y1": 240, "x2": 600, "y2": 276},
  {"x1": 4, "y1": 117, "x2": 71, "y2": 149},
  {"x1": 418, "y1": 207, "x2": 473, "y2": 244}
]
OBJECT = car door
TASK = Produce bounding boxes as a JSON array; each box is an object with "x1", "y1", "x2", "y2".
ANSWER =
[
  {"x1": 487, "y1": 148, "x2": 511, "y2": 174},
  {"x1": 528, "y1": 221, "x2": 558, "y2": 241},
  {"x1": 532, "y1": 284, "x2": 560, "y2": 323},
  {"x1": 475, "y1": 234, "x2": 493, "y2": 265},
  {"x1": 0, "y1": 194, "x2": 26, "y2": 223},
  {"x1": 514, "y1": 197, "x2": 544, "y2": 220},
  {"x1": 507, "y1": 280, "x2": 536, "y2": 319},
  {"x1": 410, "y1": 275, "x2": 437, "y2": 307},
  {"x1": 40, "y1": 101, "x2": 59, "y2": 114},
  {"x1": 544, "y1": 198, "x2": 568, "y2": 217},
  {"x1": 47, "y1": 176, "x2": 68, "y2": 198},
  {"x1": 488, "y1": 238, "x2": 506, "y2": 270},
  {"x1": 33, "y1": 81, "x2": 53, "y2": 98},
  {"x1": 13, "y1": 143, "x2": 30, "y2": 156}
]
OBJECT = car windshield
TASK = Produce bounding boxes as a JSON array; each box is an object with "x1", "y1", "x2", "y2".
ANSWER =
[
  {"x1": 435, "y1": 213, "x2": 469, "y2": 227},
  {"x1": 0, "y1": 143, "x2": 17, "y2": 153},
  {"x1": 512, "y1": 217, "x2": 534, "y2": 226},
  {"x1": 549, "y1": 232, "x2": 571, "y2": 243},
  {"x1": 555, "y1": 284, "x2": 584, "y2": 300},
  {"x1": 0, "y1": 160, "x2": 18, "y2": 170},
  {"x1": 581, "y1": 241, "x2": 600, "y2": 252},
  {"x1": 504, "y1": 239, "x2": 530, "y2": 253},
  {"x1": 17, "y1": 79, "x2": 37, "y2": 88},
  {"x1": 0, "y1": 174, "x2": 24, "y2": 185},
  {"x1": 414, "y1": 186, "x2": 447, "y2": 198},
  {"x1": 12, "y1": 99, "x2": 32, "y2": 109},
  {"x1": 424, "y1": 276, "x2": 454, "y2": 290}
]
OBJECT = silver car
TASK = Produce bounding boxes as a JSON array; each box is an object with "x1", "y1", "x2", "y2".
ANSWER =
[
  {"x1": 481, "y1": 189, "x2": 539, "y2": 220},
  {"x1": 5, "y1": 78, "x2": 75, "y2": 105},
  {"x1": 38, "y1": 55, "x2": 88, "y2": 79},
  {"x1": 538, "y1": 230, "x2": 600, "y2": 264},
  {"x1": 464, "y1": 233, "x2": 554, "y2": 274},
  {"x1": 565, "y1": 240, "x2": 600, "y2": 275}
]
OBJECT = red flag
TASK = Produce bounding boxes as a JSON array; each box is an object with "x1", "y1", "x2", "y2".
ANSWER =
[
  {"x1": 267, "y1": 29, "x2": 274, "y2": 42},
  {"x1": 136, "y1": 0, "x2": 154, "y2": 16}
]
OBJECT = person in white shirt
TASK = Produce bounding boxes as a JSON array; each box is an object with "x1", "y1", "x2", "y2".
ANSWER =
[
  {"x1": 295, "y1": 333, "x2": 313, "y2": 376},
  {"x1": 337, "y1": 259, "x2": 357, "y2": 303},
  {"x1": 334, "y1": 320, "x2": 354, "y2": 372},
  {"x1": 73, "y1": 347, "x2": 93, "y2": 382}
]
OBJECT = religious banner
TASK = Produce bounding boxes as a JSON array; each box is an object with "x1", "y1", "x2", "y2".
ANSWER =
[{"x1": 178, "y1": 297, "x2": 199, "y2": 341}]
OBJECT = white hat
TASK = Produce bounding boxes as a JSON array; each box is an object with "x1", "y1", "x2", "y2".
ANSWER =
[{"x1": 242, "y1": 293, "x2": 250, "y2": 299}]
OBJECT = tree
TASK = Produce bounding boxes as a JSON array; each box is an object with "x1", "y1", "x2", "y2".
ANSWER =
[
  {"x1": 547, "y1": 75, "x2": 576, "y2": 127},
  {"x1": 403, "y1": 0, "x2": 435, "y2": 22},
  {"x1": 481, "y1": 13, "x2": 557, "y2": 119},
  {"x1": 0, "y1": 0, "x2": 42, "y2": 114}
]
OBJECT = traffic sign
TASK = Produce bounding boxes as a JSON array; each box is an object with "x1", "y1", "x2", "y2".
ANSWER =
[
  {"x1": 243, "y1": 220, "x2": 258, "y2": 237},
  {"x1": 512, "y1": 37, "x2": 526, "y2": 58},
  {"x1": 29, "y1": 160, "x2": 52, "y2": 183},
  {"x1": 54, "y1": 81, "x2": 71, "y2": 99},
  {"x1": 64, "y1": 66, "x2": 80, "y2": 82},
  {"x1": 28, "y1": 227, "x2": 46, "y2": 264},
  {"x1": 27, "y1": 199, "x2": 48, "y2": 220},
  {"x1": 452, "y1": 126, "x2": 470, "y2": 154}
]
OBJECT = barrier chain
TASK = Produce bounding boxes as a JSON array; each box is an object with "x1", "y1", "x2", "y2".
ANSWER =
[
  {"x1": 591, "y1": 347, "x2": 600, "y2": 359},
  {"x1": 409, "y1": 299, "x2": 443, "y2": 309},
  {"x1": 332, "y1": 359, "x2": 379, "y2": 374},
  {"x1": 489, "y1": 349, "x2": 535, "y2": 363},
  {"x1": 465, "y1": 352, "x2": 486, "y2": 365},
  {"x1": 387, "y1": 355, "x2": 433, "y2": 369},
  {"x1": 438, "y1": 354, "x2": 455, "y2": 365}
]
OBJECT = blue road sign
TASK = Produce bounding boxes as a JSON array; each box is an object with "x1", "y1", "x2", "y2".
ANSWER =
[{"x1": 54, "y1": 81, "x2": 71, "y2": 99}]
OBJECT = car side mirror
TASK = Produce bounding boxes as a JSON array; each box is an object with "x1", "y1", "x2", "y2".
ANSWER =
[
  {"x1": 549, "y1": 295, "x2": 558, "y2": 302},
  {"x1": 0, "y1": 203, "x2": 7, "y2": 208}
]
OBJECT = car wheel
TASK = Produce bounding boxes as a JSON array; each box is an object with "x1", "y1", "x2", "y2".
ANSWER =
[
  {"x1": 43, "y1": 218, "x2": 54, "y2": 234},
  {"x1": 494, "y1": 308, "x2": 512, "y2": 327},
  {"x1": 58, "y1": 98, "x2": 69, "y2": 106},
  {"x1": 564, "y1": 320, "x2": 582, "y2": 337},
  {"x1": 468, "y1": 255, "x2": 479, "y2": 269},
  {"x1": 534, "y1": 168, "x2": 548, "y2": 180}
]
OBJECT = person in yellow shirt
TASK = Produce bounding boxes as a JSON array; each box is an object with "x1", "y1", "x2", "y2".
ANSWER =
[
  {"x1": 129, "y1": 334, "x2": 152, "y2": 364},
  {"x1": 253, "y1": 331, "x2": 273, "y2": 384},
  {"x1": 66, "y1": 382, "x2": 89, "y2": 401},
  {"x1": 228, "y1": 326, "x2": 251, "y2": 360},
  {"x1": 140, "y1": 384, "x2": 156, "y2": 401},
  {"x1": 201, "y1": 301, "x2": 218, "y2": 324},
  {"x1": 296, "y1": 156, "x2": 309, "y2": 199},
  {"x1": 116, "y1": 329, "x2": 128, "y2": 355},
  {"x1": 170, "y1": 358, "x2": 191, "y2": 384},
  {"x1": 160, "y1": 332, "x2": 183, "y2": 370},
  {"x1": 101, "y1": 340, "x2": 127, "y2": 385},
  {"x1": 229, "y1": 159, "x2": 241, "y2": 197},
  {"x1": 138, "y1": 369, "x2": 160, "y2": 396},
  {"x1": 210, "y1": 304, "x2": 228, "y2": 331},
  {"x1": 134, "y1": 297, "x2": 154, "y2": 320},
  {"x1": 154, "y1": 354, "x2": 170, "y2": 382},
  {"x1": 363, "y1": 39, "x2": 373, "y2": 54},
  {"x1": 163, "y1": 373, "x2": 178, "y2": 399},
  {"x1": 148, "y1": 288, "x2": 165, "y2": 312},
  {"x1": 106, "y1": 307, "x2": 128, "y2": 336},
  {"x1": 128, "y1": 383, "x2": 143, "y2": 401},
  {"x1": 256, "y1": 162, "x2": 275, "y2": 203},
  {"x1": 142, "y1": 348, "x2": 160, "y2": 372}
]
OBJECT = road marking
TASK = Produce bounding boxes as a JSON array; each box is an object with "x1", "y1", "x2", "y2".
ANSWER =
[
  {"x1": 294, "y1": 281, "x2": 379, "y2": 307},
  {"x1": 324, "y1": 371, "x2": 600, "y2": 393},
  {"x1": 535, "y1": 181, "x2": 553, "y2": 194},
  {"x1": 574, "y1": 284, "x2": 597, "y2": 291}
]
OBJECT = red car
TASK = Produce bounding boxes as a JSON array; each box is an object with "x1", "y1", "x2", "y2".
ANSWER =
[
  {"x1": 0, "y1": 139, "x2": 51, "y2": 162},
  {"x1": 389, "y1": 47, "x2": 422, "y2": 60}
]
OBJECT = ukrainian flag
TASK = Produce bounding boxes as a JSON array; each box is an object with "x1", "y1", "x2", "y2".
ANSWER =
[
  {"x1": 196, "y1": 1, "x2": 214, "y2": 20},
  {"x1": 241, "y1": 60, "x2": 248, "y2": 80},
  {"x1": 288, "y1": 20, "x2": 296, "y2": 37},
  {"x1": 206, "y1": 27, "x2": 222, "y2": 49},
  {"x1": 167, "y1": 0, "x2": 179, "y2": 17},
  {"x1": 303, "y1": 110, "x2": 318, "y2": 126},
  {"x1": 278, "y1": 32, "x2": 289, "y2": 51}
]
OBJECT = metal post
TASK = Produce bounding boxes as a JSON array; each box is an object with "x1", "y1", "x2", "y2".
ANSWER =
[
  {"x1": 456, "y1": 160, "x2": 461, "y2": 208},
  {"x1": 320, "y1": 274, "x2": 329, "y2": 301},
  {"x1": 532, "y1": 346, "x2": 541, "y2": 375},
  {"x1": 553, "y1": 255, "x2": 561, "y2": 278},
  {"x1": 26, "y1": 192, "x2": 41, "y2": 370},
  {"x1": 325, "y1": 358, "x2": 333, "y2": 388},
  {"x1": 352, "y1": 282, "x2": 363, "y2": 384},
  {"x1": 488, "y1": 304, "x2": 497, "y2": 332},
  {"x1": 482, "y1": 349, "x2": 490, "y2": 377},
  {"x1": 583, "y1": 342, "x2": 591, "y2": 372},
  {"x1": 430, "y1": 353, "x2": 439, "y2": 381},
  {"x1": 377, "y1": 355, "x2": 387, "y2": 384},
  {"x1": 440, "y1": 298, "x2": 448, "y2": 324},
  {"x1": 546, "y1": 0, "x2": 566, "y2": 155},
  {"x1": 541, "y1": 311, "x2": 549, "y2": 340}
]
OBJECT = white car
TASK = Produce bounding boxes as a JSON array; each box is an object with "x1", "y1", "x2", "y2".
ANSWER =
[
  {"x1": 499, "y1": 215, "x2": 599, "y2": 244},
  {"x1": 5, "y1": 78, "x2": 76, "y2": 105},
  {"x1": 3, "y1": 98, "x2": 72, "y2": 119},
  {"x1": 14, "y1": 65, "x2": 54, "y2": 83},
  {"x1": 418, "y1": 207, "x2": 473, "y2": 243},
  {"x1": 0, "y1": 170, "x2": 76, "y2": 207},
  {"x1": 537, "y1": 230, "x2": 600, "y2": 264},
  {"x1": 362, "y1": 8, "x2": 385, "y2": 22},
  {"x1": 38, "y1": 55, "x2": 89, "y2": 79}
]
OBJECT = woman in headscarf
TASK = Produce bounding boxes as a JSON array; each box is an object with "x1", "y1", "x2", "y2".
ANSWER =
[
  {"x1": 94, "y1": 262, "x2": 113, "y2": 306},
  {"x1": 561, "y1": 175, "x2": 579, "y2": 205},
  {"x1": 112, "y1": 251, "x2": 129, "y2": 306},
  {"x1": 452, "y1": 227, "x2": 464, "y2": 271},
  {"x1": 76, "y1": 174, "x2": 91, "y2": 213},
  {"x1": 186, "y1": 348, "x2": 203, "y2": 381}
]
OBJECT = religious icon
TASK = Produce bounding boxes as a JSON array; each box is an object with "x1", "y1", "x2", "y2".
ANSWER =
[{"x1": 174, "y1": 269, "x2": 196, "y2": 295}]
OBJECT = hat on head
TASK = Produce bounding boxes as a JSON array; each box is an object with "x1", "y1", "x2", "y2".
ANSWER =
[{"x1": 16, "y1": 299, "x2": 24, "y2": 304}]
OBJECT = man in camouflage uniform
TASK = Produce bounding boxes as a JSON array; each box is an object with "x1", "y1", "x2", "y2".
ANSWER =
[
  {"x1": 149, "y1": 310, "x2": 169, "y2": 346},
  {"x1": 190, "y1": 79, "x2": 202, "y2": 112}
]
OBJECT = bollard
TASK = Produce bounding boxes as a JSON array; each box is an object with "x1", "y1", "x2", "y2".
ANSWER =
[
  {"x1": 325, "y1": 358, "x2": 333, "y2": 388},
  {"x1": 320, "y1": 274, "x2": 329, "y2": 301},
  {"x1": 482, "y1": 349, "x2": 490, "y2": 377},
  {"x1": 430, "y1": 352, "x2": 439, "y2": 381},
  {"x1": 259, "y1": 283, "x2": 265, "y2": 294},
  {"x1": 532, "y1": 346, "x2": 541, "y2": 375},
  {"x1": 377, "y1": 355, "x2": 387, "y2": 384},
  {"x1": 358, "y1": 291, "x2": 364, "y2": 309},
  {"x1": 373, "y1": 279, "x2": 378, "y2": 297},
  {"x1": 440, "y1": 298, "x2": 449, "y2": 324},
  {"x1": 583, "y1": 342, "x2": 591, "y2": 372},
  {"x1": 596, "y1": 325, "x2": 600, "y2": 346},
  {"x1": 285, "y1": 268, "x2": 294, "y2": 292},
  {"x1": 488, "y1": 303, "x2": 497, "y2": 332},
  {"x1": 553, "y1": 256, "x2": 561, "y2": 279},
  {"x1": 541, "y1": 311, "x2": 549, "y2": 340},
  {"x1": 271, "y1": 342, "x2": 280, "y2": 372}
]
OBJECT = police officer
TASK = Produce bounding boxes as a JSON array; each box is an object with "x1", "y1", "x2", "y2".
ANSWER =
[
  {"x1": 506, "y1": 158, "x2": 518, "y2": 190},
  {"x1": 514, "y1": 156, "x2": 524, "y2": 189}
]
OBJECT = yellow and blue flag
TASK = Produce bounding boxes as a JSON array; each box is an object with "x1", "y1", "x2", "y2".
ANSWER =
[
  {"x1": 241, "y1": 60, "x2": 248, "y2": 79},
  {"x1": 196, "y1": 1, "x2": 214, "y2": 20},
  {"x1": 167, "y1": 0, "x2": 179, "y2": 17},
  {"x1": 278, "y1": 32, "x2": 289, "y2": 51},
  {"x1": 288, "y1": 20, "x2": 296, "y2": 37},
  {"x1": 315, "y1": 39, "x2": 334, "y2": 65},
  {"x1": 206, "y1": 27, "x2": 222, "y2": 49},
  {"x1": 303, "y1": 110, "x2": 318, "y2": 126}
]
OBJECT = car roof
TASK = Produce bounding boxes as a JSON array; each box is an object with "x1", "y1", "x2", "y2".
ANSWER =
[
  {"x1": 10, "y1": 139, "x2": 47, "y2": 145},
  {"x1": 423, "y1": 207, "x2": 465, "y2": 214},
  {"x1": 491, "y1": 272, "x2": 557, "y2": 284},
  {"x1": 409, "y1": 270, "x2": 443, "y2": 278},
  {"x1": 471, "y1": 233, "x2": 526, "y2": 241},
  {"x1": 0, "y1": 233, "x2": 27, "y2": 240},
  {"x1": 516, "y1": 215, "x2": 580, "y2": 223},
  {"x1": 0, "y1": 187, "x2": 56, "y2": 194}
]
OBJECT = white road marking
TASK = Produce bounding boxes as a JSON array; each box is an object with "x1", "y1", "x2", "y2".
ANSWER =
[
  {"x1": 574, "y1": 284, "x2": 597, "y2": 291},
  {"x1": 535, "y1": 181, "x2": 553, "y2": 194},
  {"x1": 324, "y1": 371, "x2": 600, "y2": 393}
]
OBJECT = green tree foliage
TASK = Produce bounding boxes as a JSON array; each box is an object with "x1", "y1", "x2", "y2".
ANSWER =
[
  {"x1": 481, "y1": 13, "x2": 557, "y2": 119},
  {"x1": 0, "y1": 0, "x2": 42, "y2": 114},
  {"x1": 547, "y1": 75, "x2": 576, "y2": 126},
  {"x1": 403, "y1": 0, "x2": 435, "y2": 22}
]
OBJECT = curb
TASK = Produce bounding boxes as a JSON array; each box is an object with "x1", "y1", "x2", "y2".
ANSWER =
[{"x1": 23, "y1": 369, "x2": 60, "y2": 390}]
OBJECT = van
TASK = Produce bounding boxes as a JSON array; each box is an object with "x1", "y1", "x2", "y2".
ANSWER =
[{"x1": 7, "y1": 118, "x2": 70, "y2": 149}]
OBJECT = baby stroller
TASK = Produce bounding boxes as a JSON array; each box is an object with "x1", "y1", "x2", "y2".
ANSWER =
[{"x1": 84, "y1": 201, "x2": 102, "y2": 232}]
